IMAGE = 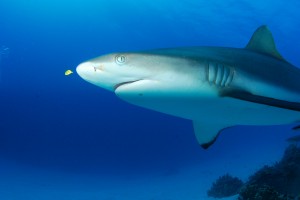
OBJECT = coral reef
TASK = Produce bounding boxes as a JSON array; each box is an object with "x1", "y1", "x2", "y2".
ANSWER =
[
  {"x1": 208, "y1": 145, "x2": 300, "y2": 199},
  {"x1": 238, "y1": 184, "x2": 294, "y2": 200},
  {"x1": 245, "y1": 144, "x2": 300, "y2": 196},
  {"x1": 207, "y1": 173, "x2": 244, "y2": 198}
]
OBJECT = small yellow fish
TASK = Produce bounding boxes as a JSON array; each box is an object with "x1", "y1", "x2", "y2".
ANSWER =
[{"x1": 65, "y1": 70, "x2": 73, "y2": 76}]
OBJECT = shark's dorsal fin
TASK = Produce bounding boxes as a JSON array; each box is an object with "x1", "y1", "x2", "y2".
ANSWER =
[
  {"x1": 193, "y1": 121, "x2": 231, "y2": 149},
  {"x1": 245, "y1": 25, "x2": 285, "y2": 61}
]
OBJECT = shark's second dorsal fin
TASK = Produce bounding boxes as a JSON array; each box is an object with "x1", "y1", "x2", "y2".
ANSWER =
[{"x1": 245, "y1": 25, "x2": 285, "y2": 61}]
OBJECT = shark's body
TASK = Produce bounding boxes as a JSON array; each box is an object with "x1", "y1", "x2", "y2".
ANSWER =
[{"x1": 77, "y1": 26, "x2": 300, "y2": 148}]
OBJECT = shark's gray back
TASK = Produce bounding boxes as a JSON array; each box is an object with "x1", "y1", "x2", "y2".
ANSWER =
[{"x1": 142, "y1": 46, "x2": 300, "y2": 94}]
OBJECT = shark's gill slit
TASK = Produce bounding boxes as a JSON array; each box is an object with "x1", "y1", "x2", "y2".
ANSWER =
[
  {"x1": 207, "y1": 62, "x2": 234, "y2": 88},
  {"x1": 221, "y1": 66, "x2": 230, "y2": 87},
  {"x1": 225, "y1": 68, "x2": 234, "y2": 87},
  {"x1": 205, "y1": 62, "x2": 209, "y2": 83},
  {"x1": 216, "y1": 63, "x2": 224, "y2": 86},
  {"x1": 208, "y1": 62, "x2": 217, "y2": 84},
  {"x1": 214, "y1": 63, "x2": 218, "y2": 84}
]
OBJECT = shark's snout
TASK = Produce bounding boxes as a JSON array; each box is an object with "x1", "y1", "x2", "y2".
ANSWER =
[
  {"x1": 76, "y1": 62, "x2": 91, "y2": 80},
  {"x1": 76, "y1": 61, "x2": 117, "y2": 92}
]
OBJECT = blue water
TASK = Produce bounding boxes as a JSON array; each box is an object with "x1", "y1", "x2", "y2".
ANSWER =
[{"x1": 0, "y1": 0, "x2": 299, "y2": 199}]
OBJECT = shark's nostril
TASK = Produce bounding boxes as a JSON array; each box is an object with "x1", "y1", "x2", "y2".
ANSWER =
[{"x1": 94, "y1": 65, "x2": 104, "y2": 72}]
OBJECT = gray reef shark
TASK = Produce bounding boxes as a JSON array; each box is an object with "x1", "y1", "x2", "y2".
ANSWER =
[{"x1": 76, "y1": 26, "x2": 300, "y2": 149}]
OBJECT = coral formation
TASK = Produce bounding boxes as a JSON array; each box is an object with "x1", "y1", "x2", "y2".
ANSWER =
[
  {"x1": 245, "y1": 144, "x2": 300, "y2": 196},
  {"x1": 207, "y1": 173, "x2": 243, "y2": 198},
  {"x1": 208, "y1": 145, "x2": 300, "y2": 199},
  {"x1": 238, "y1": 184, "x2": 291, "y2": 200}
]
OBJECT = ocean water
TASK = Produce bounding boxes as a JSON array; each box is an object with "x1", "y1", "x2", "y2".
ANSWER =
[{"x1": 0, "y1": 0, "x2": 300, "y2": 199}]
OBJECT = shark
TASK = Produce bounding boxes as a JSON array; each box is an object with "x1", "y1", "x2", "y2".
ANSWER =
[{"x1": 76, "y1": 26, "x2": 300, "y2": 149}]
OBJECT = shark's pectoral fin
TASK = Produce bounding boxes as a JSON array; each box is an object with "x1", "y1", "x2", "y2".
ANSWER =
[
  {"x1": 193, "y1": 121, "x2": 231, "y2": 149},
  {"x1": 220, "y1": 89, "x2": 300, "y2": 112}
]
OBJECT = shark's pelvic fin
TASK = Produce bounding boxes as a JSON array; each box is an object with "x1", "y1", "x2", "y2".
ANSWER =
[
  {"x1": 193, "y1": 121, "x2": 231, "y2": 149},
  {"x1": 245, "y1": 25, "x2": 285, "y2": 61}
]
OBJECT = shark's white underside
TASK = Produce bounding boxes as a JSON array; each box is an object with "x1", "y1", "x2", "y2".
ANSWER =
[{"x1": 114, "y1": 69, "x2": 300, "y2": 124}]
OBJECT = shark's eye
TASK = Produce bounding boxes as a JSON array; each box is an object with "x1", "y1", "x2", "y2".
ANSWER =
[{"x1": 115, "y1": 55, "x2": 127, "y2": 65}]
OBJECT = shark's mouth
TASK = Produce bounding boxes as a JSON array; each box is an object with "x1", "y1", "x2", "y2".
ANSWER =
[{"x1": 114, "y1": 80, "x2": 142, "y2": 91}]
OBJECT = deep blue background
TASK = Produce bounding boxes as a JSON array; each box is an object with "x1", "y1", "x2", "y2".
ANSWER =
[{"x1": 0, "y1": 0, "x2": 300, "y2": 175}]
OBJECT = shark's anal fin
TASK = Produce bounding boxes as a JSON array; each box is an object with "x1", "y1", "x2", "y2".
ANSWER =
[
  {"x1": 221, "y1": 89, "x2": 300, "y2": 112},
  {"x1": 193, "y1": 121, "x2": 231, "y2": 149},
  {"x1": 245, "y1": 25, "x2": 286, "y2": 61}
]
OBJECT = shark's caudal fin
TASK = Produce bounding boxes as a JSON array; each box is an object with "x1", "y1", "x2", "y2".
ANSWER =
[
  {"x1": 193, "y1": 121, "x2": 231, "y2": 149},
  {"x1": 245, "y1": 25, "x2": 286, "y2": 61}
]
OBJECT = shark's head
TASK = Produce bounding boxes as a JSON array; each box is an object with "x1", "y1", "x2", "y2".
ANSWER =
[
  {"x1": 76, "y1": 52, "x2": 206, "y2": 98},
  {"x1": 76, "y1": 51, "x2": 211, "y2": 120},
  {"x1": 76, "y1": 53, "x2": 153, "y2": 92}
]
